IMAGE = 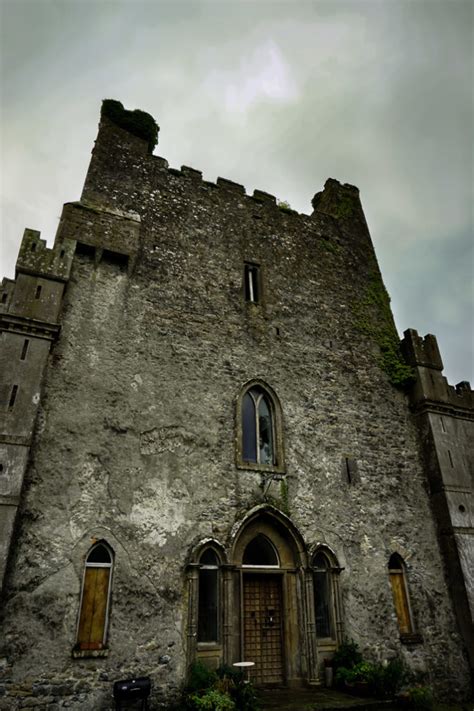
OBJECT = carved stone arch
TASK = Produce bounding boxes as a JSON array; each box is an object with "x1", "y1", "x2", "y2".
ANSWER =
[
  {"x1": 187, "y1": 537, "x2": 228, "y2": 566},
  {"x1": 185, "y1": 537, "x2": 228, "y2": 672},
  {"x1": 235, "y1": 379, "x2": 285, "y2": 474},
  {"x1": 309, "y1": 542, "x2": 341, "y2": 568},
  {"x1": 229, "y1": 504, "x2": 307, "y2": 568},
  {"x1": 225, "y1": 505, "x2": 314, "y2": 685}
]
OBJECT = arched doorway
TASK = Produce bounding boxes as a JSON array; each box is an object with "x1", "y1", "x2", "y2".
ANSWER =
[{"x1": 230, "y1": 507, "x2": 307, "y2": 687}]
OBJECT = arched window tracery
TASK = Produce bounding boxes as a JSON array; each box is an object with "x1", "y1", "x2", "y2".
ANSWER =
[{"x1": 237, "y1": 382, "x2": 284, "y2": 472}]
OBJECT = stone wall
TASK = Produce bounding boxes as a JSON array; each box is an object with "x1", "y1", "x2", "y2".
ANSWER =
[{"x1": 0, "y1": 105, "x2": 470, "y2": 708}]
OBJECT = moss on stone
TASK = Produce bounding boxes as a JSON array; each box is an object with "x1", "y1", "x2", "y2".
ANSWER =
[
  {"x1": 102, "y1": 99, "x2": 159, "y2": 153},
  {"x1": 354, "y1": 272, "x2": 416, "y2": 389},
  {"x1": 320, "y1": 236, "x2": 340, "y2": 254}
]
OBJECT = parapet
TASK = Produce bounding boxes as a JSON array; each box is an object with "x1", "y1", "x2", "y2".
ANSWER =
[
  {"x1": 312, "y1": 178, "x2": 361, "y2": 220},
  {"x1": 401, "y1": 329, "x2": 473, "y2": 413},
  {"x1": 15, "y1": 228, "x2": 75, "y2": 282},
  {"x1": 401, "y1": 329, "x2": 443, "y2": 370}
]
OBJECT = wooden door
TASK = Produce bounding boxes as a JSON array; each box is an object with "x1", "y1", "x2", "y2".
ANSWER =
[
  {"x1": 77, "y1": 567, "x2": 110, "y2": 649},
  {"x1": 243, "y1": 574, "x2": 284, "y2": 685}
]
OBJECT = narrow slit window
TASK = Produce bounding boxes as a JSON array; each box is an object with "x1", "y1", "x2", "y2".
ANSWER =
[
  {"x1": 345, "y1": 458, "x2": 351, "y2": 484},
  {"x1": 35, "y1": 285, "x2": 42, "y2": 300},
  {"x1": 244, "y1": 263, "x2": 260, "y2": 303},
  {"x1": 448, "y1": 450, "x2": 454, "y2": 468},
  {"x1": 9, "y1": 385, "x2": 18, "y2": 409},
  {"x1": 342, "y1": 457, "x2": 358, "y2": 485},
  {"x1": 440, "y1": 416, "x2": 446, "y2": 433},
  {"x1": 20, "y1": 339, "x2": 29, "y2": 361}
]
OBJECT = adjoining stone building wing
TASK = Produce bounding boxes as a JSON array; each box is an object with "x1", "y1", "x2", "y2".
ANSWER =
[{"x1": 0, "y1": 100, "x2": 472, "y2": 708}]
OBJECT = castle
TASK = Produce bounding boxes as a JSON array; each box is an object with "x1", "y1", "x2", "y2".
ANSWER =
[{"x1": 0, "y1": 100, "x2": 472, "y2": 709}]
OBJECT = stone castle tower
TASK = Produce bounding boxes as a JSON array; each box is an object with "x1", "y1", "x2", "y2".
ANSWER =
[{"x1": 0, "y1": 101, "x2": 472, "y2": 708}]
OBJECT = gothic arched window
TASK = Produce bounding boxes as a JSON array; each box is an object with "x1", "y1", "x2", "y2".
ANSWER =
[
  {"x1": 198, "y1": 548, "x2": 220, "y2": 643},
  {"x1": 313, "y1": 551, "x2": 335, "y2": 639},
  {"x1": 76, "y1": 542, "x2": 113, "y2": 651},
  {"x1": 242, "y1": 534, "x2": 280, "y2": 567},
  {"x1": 238, "y1": 382, "x2": 284, "y2": 472},
  {"x1": 388, "y1": 553, "x2": 413, "y2": 635}
]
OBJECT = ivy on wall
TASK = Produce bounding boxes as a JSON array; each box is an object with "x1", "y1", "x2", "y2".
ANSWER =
[{"x1": 354, "y1": 272, "x2": 415, "y2": 390}]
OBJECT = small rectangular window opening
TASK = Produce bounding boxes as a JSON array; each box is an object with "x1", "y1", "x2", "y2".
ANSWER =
[
  {"x1": 440, "y1": 416, "x2": 446, "y2": 433},
  {"x1": 20, "y1": 339, "x2": 29, "y2": 361},
  {"x1": 9, "y1": 385, "x2": 18, "y2": 409},
  {"x1": 448, "y1": 449, "x2": 454, "y2": 468},
  {"x1": 35, "y1": 285, "x2": 42, "y2": 300},
  {"x1": 244, "y1": 263, "x2": 260, "y2": 303},
  {"x1": 1, "y1": 293, "x2": 7, "y2": 304}
]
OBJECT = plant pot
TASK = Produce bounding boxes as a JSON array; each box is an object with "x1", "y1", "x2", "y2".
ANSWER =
[
  {"x1": 324, "y1": 666, "x2": 334, "y2": 688},
  {"x1": 344, "y1": 680, "x2": 370, "y2": 697}
]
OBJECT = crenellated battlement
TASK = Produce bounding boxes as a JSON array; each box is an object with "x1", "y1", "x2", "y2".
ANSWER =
[
  {"x1": 401, "y1": 329, "x2": 473, "y2": 414},
  {"x1": 84, "y1": 100, "x2": 369, "y2": 233},
  {"x1": 15, "y1": 228, "x2": 75, "y2": 282},
  {"x1": 401, "y1": 328, "x2": 443, "y2": 370}
]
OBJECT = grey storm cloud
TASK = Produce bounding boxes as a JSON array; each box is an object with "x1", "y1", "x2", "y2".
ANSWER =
[{"x1": 1, "y1": 0, "x2": 472, "y2": 383}]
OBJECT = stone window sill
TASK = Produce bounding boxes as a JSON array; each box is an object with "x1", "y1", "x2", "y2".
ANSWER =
[
  {"x1": 400, "y1": 633, "x2": 423, "y2": 646},
  {"x1": 72, "y1": 647, "x2": 109, "y2": 659}
]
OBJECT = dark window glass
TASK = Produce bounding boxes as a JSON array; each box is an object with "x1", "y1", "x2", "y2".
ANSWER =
[
  {"x1": 87, "y1": 544, "x2": 112, "y2": 564},
  {"x1": 242, "y1": 392, "x2": 257, "y2": 462},
  {"x1": 198, "y1": 569, "x2": 218, "y2": 642},
  {"x1": 313, "y1": 553, "x2": 333, "y2": 638},
  {"x1": 200, "y1": 549, "x2": 219, "y2": 566},
  {"x1": 243, "y1": 534, "x2": 279, "y2": 566},
  {"x1": 258, "y1": 396, "x2": 273, "y2": 465},
  {"x1": 242, "y1": 387, "x2": 275, "y2": 465}
]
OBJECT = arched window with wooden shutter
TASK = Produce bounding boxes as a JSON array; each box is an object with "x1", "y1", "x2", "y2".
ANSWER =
[
  {"x1": 76, "y1": 542, "x2": 113, "y2": 651},
  {"x1": 388, "y1": 553, "x2": 413, "y2": 635}
]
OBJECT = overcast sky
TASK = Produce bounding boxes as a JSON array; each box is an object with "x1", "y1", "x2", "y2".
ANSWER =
[{"x1": 1, "y1": 0, "x2": 472, "y2": 384}]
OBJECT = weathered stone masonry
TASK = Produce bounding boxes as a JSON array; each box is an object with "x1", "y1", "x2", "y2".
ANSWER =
[{"x1": 0, "y1": 101, "x2": 472, "y2": 709}]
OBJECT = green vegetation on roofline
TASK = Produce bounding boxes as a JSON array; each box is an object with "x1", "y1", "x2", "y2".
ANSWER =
[
  {"x1": 353, "y1": 271, "x2": 416, "y2": 390},
  {"x1": 102, "y1": 99, "x2": 159, "y2": 152},
  {"x1": 277, "y1": 199, "x2": 297, "y2": 215}
]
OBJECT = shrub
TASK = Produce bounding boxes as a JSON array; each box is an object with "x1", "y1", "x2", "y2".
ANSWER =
[
  {"x1": 101, "y1": 99, "x2": 159, "y2": 152},
  {"x1": 404, "y1": 685, "x2": 434, "y2": 709},
  {"x1": 186, "y1": 661, "x2": 218, "y2": 693},
  {"x1": 189, "y1": 688, "x2": 236, "y2": 711},
  {"x1": 183, "y1": 662, "x2": 260, "y2": 711},
  {"x1": 332, "y1": 639, "x2": 363, "y2": 670},
  {"x1": 335, "y1": 657, "x2": 407, "y2": 699}
]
